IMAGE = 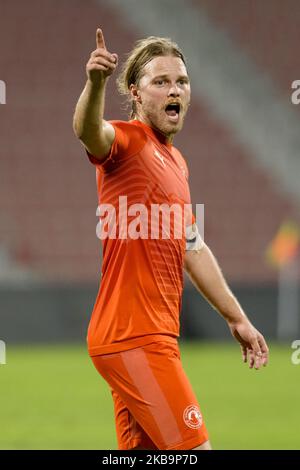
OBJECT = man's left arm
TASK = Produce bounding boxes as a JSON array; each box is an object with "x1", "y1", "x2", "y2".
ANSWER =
[{"x1": 184, "y1": 244, "x2": 269, "y2": 370}]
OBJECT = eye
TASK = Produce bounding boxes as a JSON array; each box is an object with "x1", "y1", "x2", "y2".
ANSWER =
[{"x1": 155, "y1": 79, "x2": 166, "y2": 85}]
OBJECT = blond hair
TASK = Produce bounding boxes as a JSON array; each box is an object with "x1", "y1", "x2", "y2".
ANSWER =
[{"x1": 116, "y1": 36, "x2": 187, "y2": 118}]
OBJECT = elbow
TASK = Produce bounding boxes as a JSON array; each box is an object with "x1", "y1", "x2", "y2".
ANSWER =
[
  {"x1": 73, "y1": 115, "x2": 84, "y2": 140},
  {"x1": 72, "y1": 111, "x2": 90, "y2": 141},
  {"x1": 183, "y1": 250, "x2": 194, "y2": 273},
  {"x1": 73, "y1": 121, "x2": 91, "y2": 150},
  {"x1": 72, "y1": 116, "x2": 102, "y2": 147},
  {"x1": 184, "y1": 245, "x2": 207, "y2": 272}
]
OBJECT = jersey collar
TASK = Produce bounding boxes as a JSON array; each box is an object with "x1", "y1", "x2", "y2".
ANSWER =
[{"x1": 130, "y1": 119, "x2": 173, "y2": 150}]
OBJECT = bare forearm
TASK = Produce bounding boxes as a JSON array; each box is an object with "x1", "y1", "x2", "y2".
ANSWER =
[
  {"x1": 73, "y1": 79, "x2": 106, "y2": 141},
  {"x1": 184, "y1": 244, "x2": 247, "y2": 324},
  {"x1": 73, "y1": 29, "x2": 118, "y2": 159},
  {"x1": 184, "y1": 244, "x2": 269, "y2": 369}
]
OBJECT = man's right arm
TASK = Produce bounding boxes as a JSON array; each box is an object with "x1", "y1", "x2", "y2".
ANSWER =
[{"x1": 73, "y1": 29, "x2": 118, "y2": 162}]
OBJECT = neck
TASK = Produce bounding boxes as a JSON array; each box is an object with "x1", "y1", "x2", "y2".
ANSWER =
[{"x1": 134, "y1": 114, "x2": 174, "y2": 145}]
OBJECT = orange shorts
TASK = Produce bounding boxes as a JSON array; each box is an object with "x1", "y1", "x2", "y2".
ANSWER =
[{"x1": 91, "y1": 341, "x2": 209, "y2": 450}]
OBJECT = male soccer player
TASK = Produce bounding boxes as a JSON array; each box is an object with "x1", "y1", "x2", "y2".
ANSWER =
[{"x1": 73, "y1": 29, "x2": 269, "y2": 451}]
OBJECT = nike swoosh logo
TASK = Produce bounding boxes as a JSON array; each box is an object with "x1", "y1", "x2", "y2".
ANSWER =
[{"x1": 154, "y1": 150, "x2": 166, "y2": 168}]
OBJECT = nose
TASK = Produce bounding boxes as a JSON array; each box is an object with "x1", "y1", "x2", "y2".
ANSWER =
[{"x1": 168, "y1": 83, "x2": 180, "y2": 97}]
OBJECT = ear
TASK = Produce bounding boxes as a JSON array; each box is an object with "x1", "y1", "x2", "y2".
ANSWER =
[{"x1": 130, "y1": 84, "x2": 142, "y2": 103}]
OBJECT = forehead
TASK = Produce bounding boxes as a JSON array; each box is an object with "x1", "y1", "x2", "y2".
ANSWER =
[{"x1": 141, "y1": 55, "x2": 188, "y2": 79}]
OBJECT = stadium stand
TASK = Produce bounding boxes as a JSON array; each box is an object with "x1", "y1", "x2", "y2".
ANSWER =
[{"x1": 0, "y1": 0, "x2": 299, "y2": 341}]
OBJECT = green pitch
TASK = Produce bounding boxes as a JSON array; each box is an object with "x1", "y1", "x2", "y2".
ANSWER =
[{"x1": 0, "y1": 342, "x2": 299, "y2": 449}]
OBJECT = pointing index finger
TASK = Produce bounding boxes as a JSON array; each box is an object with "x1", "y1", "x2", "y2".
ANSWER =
[{"x1": 96, "y1": 28, "x2": 106, "y2": 50}]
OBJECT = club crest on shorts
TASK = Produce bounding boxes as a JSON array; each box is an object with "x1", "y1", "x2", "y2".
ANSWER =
[{"x1": 183, "y1": 405, "x2": 203, "y2": 429}]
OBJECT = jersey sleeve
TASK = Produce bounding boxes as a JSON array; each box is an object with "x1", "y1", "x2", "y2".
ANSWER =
[
  {"x1": 86, "y1": 120, "x2": 147, "y2": 172},
  {"x1": 172, "y1": 150, "x2": 204, "y2": 251},
  {"x1": 183, "y1": 157, "x2": 204, "y2": 252}
]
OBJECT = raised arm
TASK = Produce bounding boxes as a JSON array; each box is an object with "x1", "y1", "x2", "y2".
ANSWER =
[
  {"x1": 184, "y1": 244, "x2": 269, "y2": 370},
  {"x1": 73, "y1": 29, "x2": 118, "y2": 161}
]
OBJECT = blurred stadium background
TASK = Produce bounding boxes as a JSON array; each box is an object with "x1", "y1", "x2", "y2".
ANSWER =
[{"x1": 1, "y1": 0, "x2": 300, "y2": 449}]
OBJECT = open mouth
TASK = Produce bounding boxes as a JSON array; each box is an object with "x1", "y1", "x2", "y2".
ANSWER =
[{"x1": 165, "y1": 103, "x2": 180, "y2": 121}]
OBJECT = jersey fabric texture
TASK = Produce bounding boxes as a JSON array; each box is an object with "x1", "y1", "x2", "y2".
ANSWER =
[{"x1": 87, "y1": 119, "x2": 193, "y2": 356}]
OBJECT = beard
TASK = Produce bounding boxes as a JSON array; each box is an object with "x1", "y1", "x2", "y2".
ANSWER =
[{"x1": 139, "y1": 101, "x2": 188, "y2": 139}]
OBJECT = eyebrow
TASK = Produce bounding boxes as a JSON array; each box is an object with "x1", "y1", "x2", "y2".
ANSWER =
[{"x1": 152, "y1": 74, "x2": 189, "y2": 82}]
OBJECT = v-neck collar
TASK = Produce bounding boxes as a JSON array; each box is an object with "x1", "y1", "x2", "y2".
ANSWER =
[{"x1": 130, "y1": 119, "x2": 173, "y2": 151}]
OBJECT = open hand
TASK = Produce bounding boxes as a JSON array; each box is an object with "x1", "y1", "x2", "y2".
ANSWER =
[{"x1": 228, "y1": 318, "x2": 269, "y2": 370}]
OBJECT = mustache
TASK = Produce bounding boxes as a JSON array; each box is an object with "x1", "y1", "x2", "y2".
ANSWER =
[{"x1": 164, "y1": 99, "x2": 181, "y2": 108}]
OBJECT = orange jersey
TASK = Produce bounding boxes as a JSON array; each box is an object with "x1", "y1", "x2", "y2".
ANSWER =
[{"x1": 87, "y1": 119, "x2": 193, "y2": 356}]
